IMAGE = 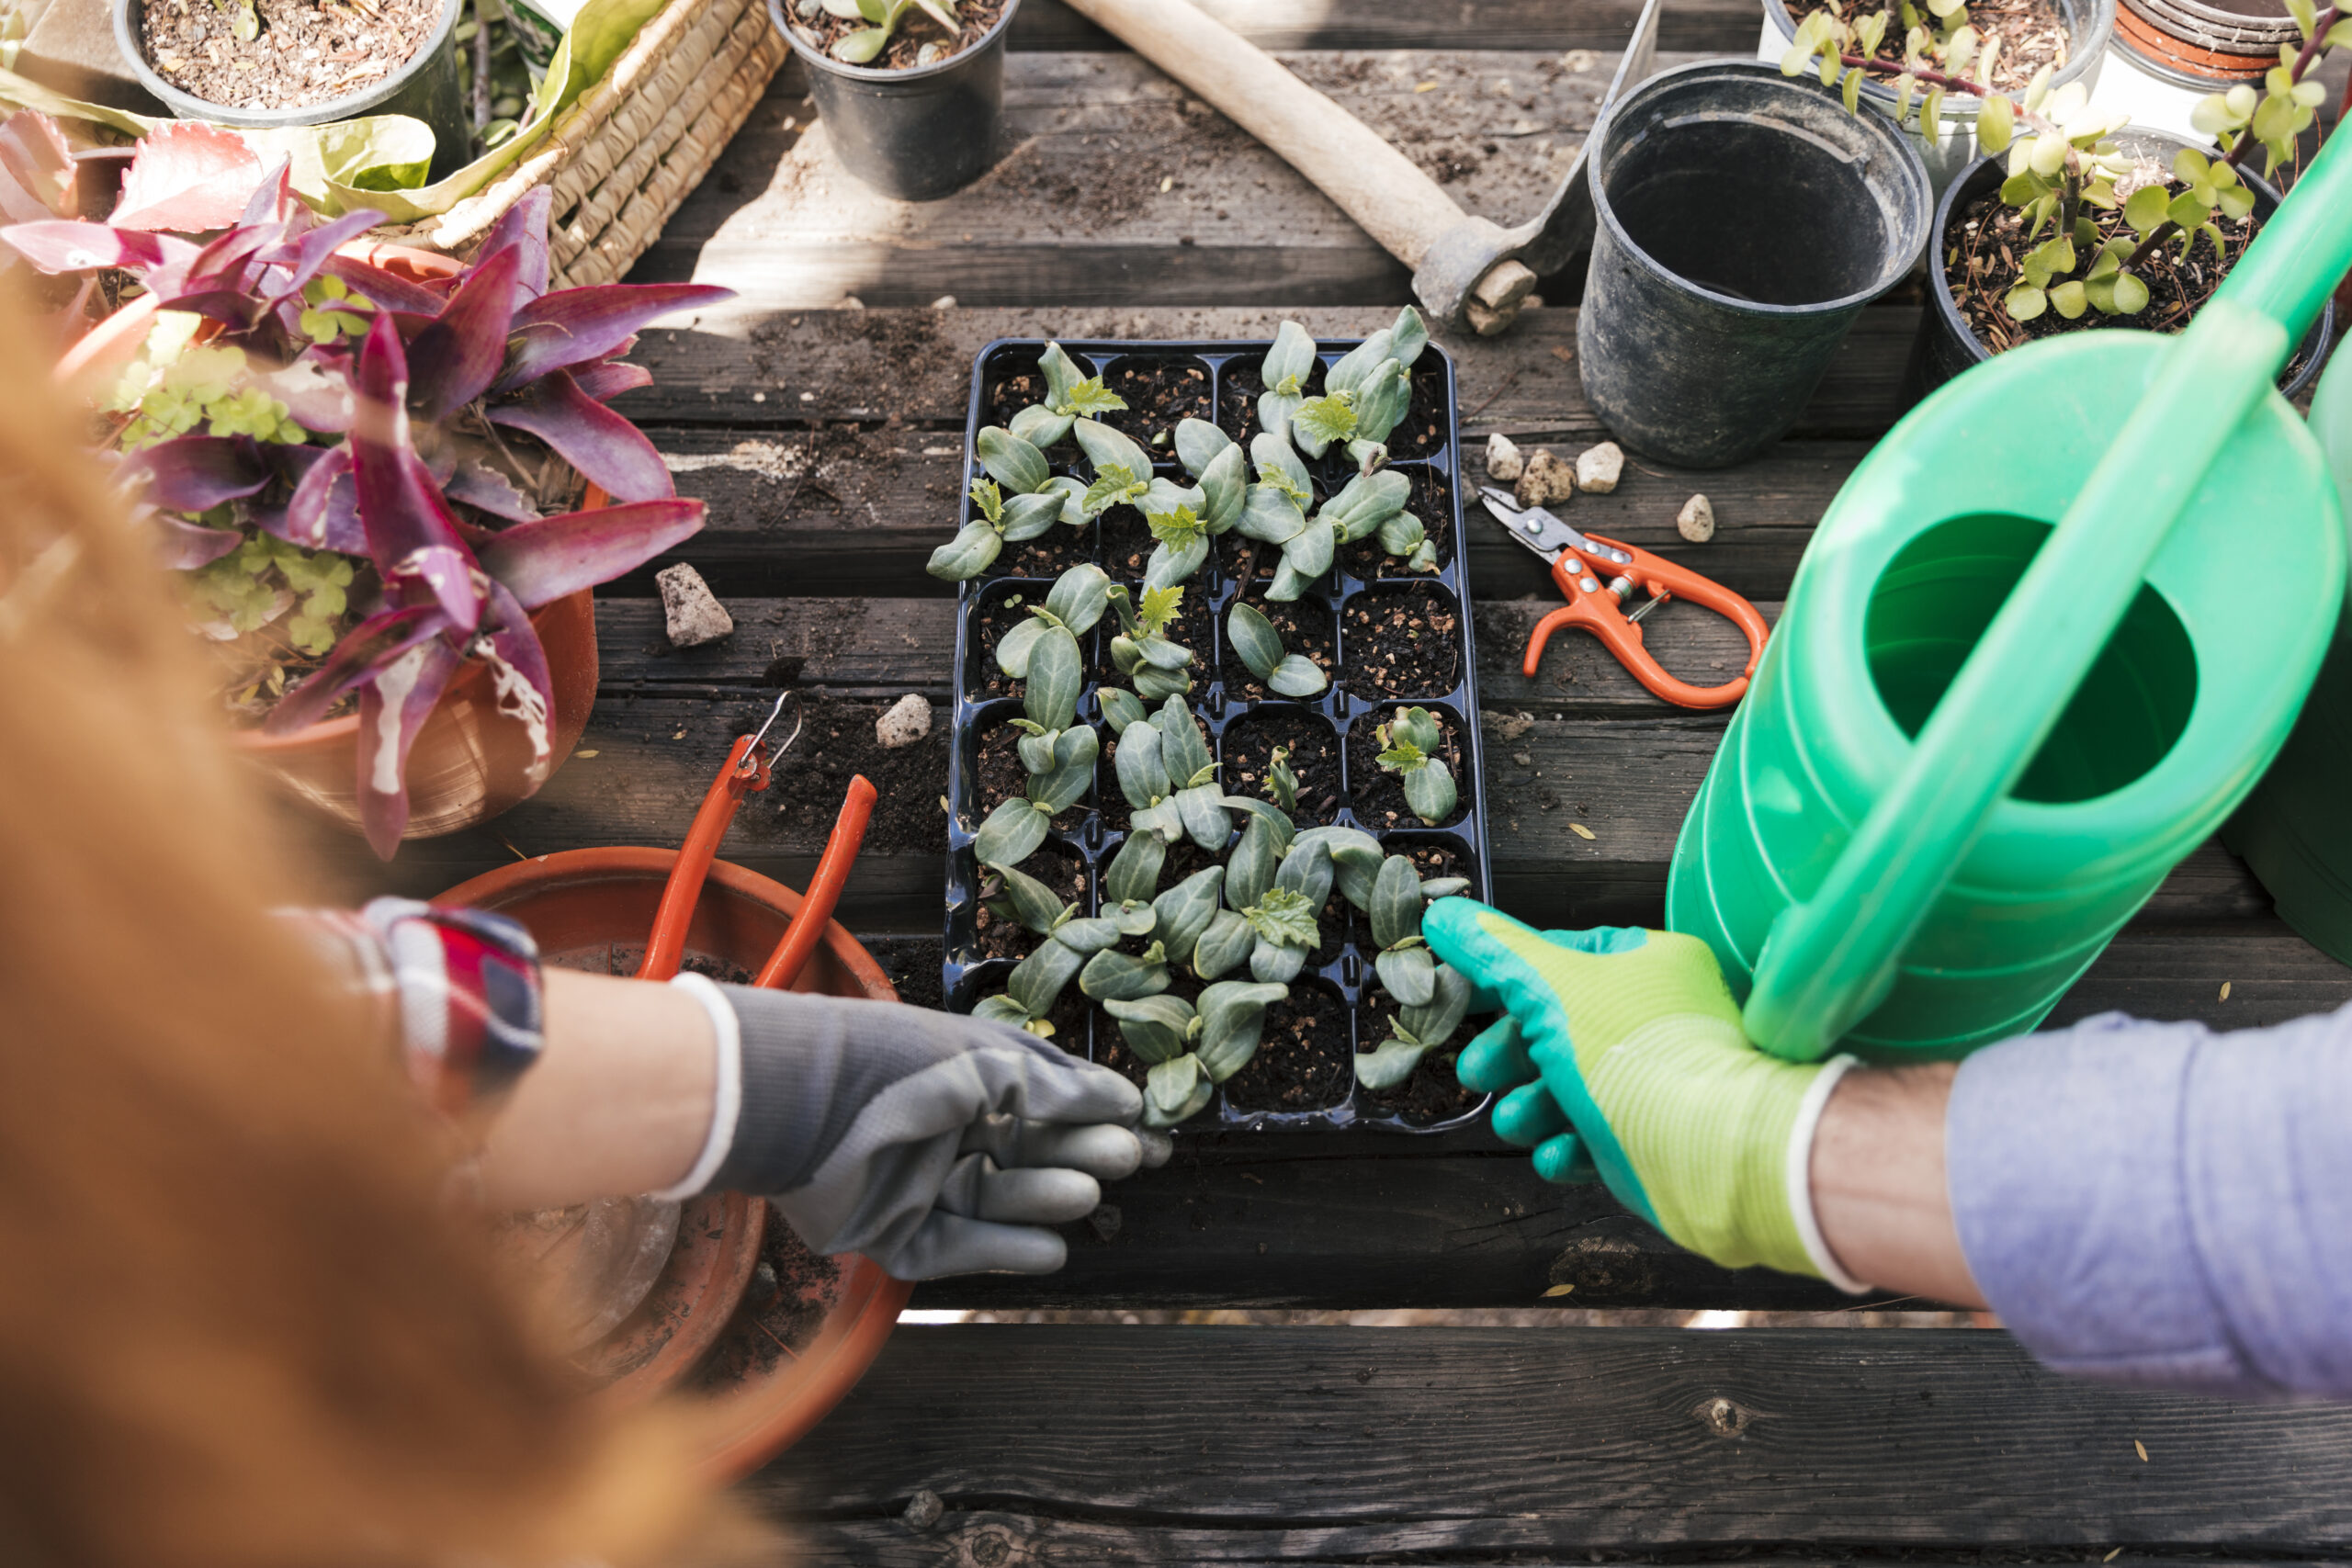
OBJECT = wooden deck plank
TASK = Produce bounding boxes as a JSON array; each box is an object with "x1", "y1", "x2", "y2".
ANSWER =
[
  {"x1": 765, "y1": 1325, "x2": 2352, "y2": 1559},
  {"x1": 1008, "y1": 0, "x2": 1768, "y2": 53}
]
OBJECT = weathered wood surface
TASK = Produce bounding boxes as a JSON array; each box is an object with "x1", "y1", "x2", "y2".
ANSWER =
[
  {"x1": 1009, "y1": 0, "x2": 1769, "y2": 53},
  {"x1": 767, "y1": 1325, "x2": 2352, "y2": 1562}
]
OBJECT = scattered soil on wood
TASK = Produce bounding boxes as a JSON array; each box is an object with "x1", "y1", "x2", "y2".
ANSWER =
[
  {"x1": 767, "y1": 701, "x2": 949, "y2": 853},
  {"x1": 1220, "y1": 708, "x2": 1343, "y2": 827},
  {"x1": 1343, "y1": 585, "x2": 1464, "y2": 698},
  {"x1": 974, "y1": 845, "x2": 1090, "y2": 959},
  {"x1": 1100, "y1": 356, "x2": 1215, "y2": 449},
  {"x1": 691, "y1": 1214, "x2": 842, "y2": 1388},
  {"x1": 1946, "y1": 170, "x2": 2258, "y2": 354},
  {"x1": 141, "y1": 0, "x2": 439, "y2": 112},
  {"x1": 1217, "y1": 596, "x2": 1335, "y2": 704},
  {"x1": 1355, "y1": 991, "x2": 1479, "y2": 1126},
  {"x1": 1342, "y1": 464, "x2": 1457, "y2": 581},
  {"x1": 787, "y1": 0, "x2": 1006, "y2": 72},
  {"x1": 1349, "y1": 706, "x2": 1469, "y2": 829},
  {"x1": 978, "y1": 719, "x2": 1091, "y2": 831},
  {"x1": 1223, "y1": 982, "x2": 1351, "y2": 1114},
  {"x1": 1784, "y1": 0, "x2": 2067, "y2": 93}
]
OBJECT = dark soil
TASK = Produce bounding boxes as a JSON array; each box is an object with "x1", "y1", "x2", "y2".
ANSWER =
[
  {"x1": 978, "y1": 718, "x2": 1091, "y2": 831},
  {"x1": 1399, "y1": 840, "x2": 1472, "y2": 897},
  {"x1": 1216, "y1": 357, "x2": 1272, "y2": 443},
  {"x1": 1945, "y1": 173, "x2": 2258, "y2": 354},
  {"x1": 690, "y1": 1213, "x2": 842, "y2": 1388},
  {"x1": 1217, "y1": 596, "x2": 1335, "y2": 703},
  {"x1": 1785, "y1": 0, "x2": 2067, "y2": 93},
  {"x1": 974, "y1": 845, "x2": 1089, "y2": 958},
  {"x1": 1094, "y1": 975, "x2": 1198, "y2": 1091},
  {"x1": 1101, "y1": 356, "x2": 1215, "y2": 449},
  {"x1": 1098, "y1": 507, "x2": 1162, "y2": 581},
  {"x1": 1355, "y1": 991, "x2": 1480, "y2": 1126},
  {"x1": 786, "y1": 0, "x2": 1007, "y2": 72},
  {"x1": 767, "y1": 701, "x2": 950, "y2": 853},
  {"x1": 1342, "y1": 585, "x2": 1464, "y2": 698},
  {"x1": 551, "y1": 946, "x2": 757, "y2": 983},
  {"x1": 1038, "y1": 979, "x2": 1091, "y2": 1056},
  {"x1": 986, "y1": 486, "x2": 1097, "y2": 580},
  {"x1": 1222, "y1": 982, "x2": 1352, "y2": 1113},
  {"x1": 1220, "y1": 708, "x2": 1343, "y2": 827},
  {"x1": 1341, "y1": 465, "x2": 1457, "y2": 581},
  {"x1": 986, "y1": 350, "x2": 1091, "y2": 448},
  {"x1": 140, "y1": 0, "x2": 438, "y2": 112},
  {"x1": 1216, "y1": 354, "x2": 1446, "y2": 458},
  {"x1": 1349, "y1": 706, "x2": 1469, "y2": 829},
  {"x1": 969, "y1": 584, "x2": 1070, "y2": 700}
]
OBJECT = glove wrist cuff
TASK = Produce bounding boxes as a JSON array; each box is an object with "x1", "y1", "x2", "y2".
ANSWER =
[
  {"x1": 1785, "y1": 1054, "x2": 1871, "y2": 1293},
  {"x1": 649, "y1": 973, "x2": 741, "y2": 1200}
]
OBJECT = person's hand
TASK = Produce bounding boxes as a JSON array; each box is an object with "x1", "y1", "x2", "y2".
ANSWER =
[
  {"x1": 1424, "y1": 902, "x2": 1849, "y2": 1279},
  {"x1": 704, "y1": 985, "x2": 1164, "y2": 1280}
]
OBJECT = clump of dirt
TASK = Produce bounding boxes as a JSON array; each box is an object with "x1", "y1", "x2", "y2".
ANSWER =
[
  {"x1": 1354, "y1": 991, "x2": 1480, "y2": 1125},
  {"x1": 1341, "y1": 466, "x2": 1457, "y2": 580},
  {"x1": 691, "y1": 1217, "x2": 842, "y2": 1388},
  {"x1": 1343, "y1": 585, "x2": 1464, "y2": 697},
  {"x1": 1100, "y1": 357, "x2": 1214, "y2": 449},
  {"x1": 141, "y1": 0, "x2": 438, "y2": 112},
  {"x1": 978, "y1": 718, "x2": 1091, "y2": 831},
  {"x1": 974, "y1": 845, "x2": 1090, "y2": 958},
  {"x1": 766, "y1": 700, "x2": 950, "y2": 853},
  {"x1": 1220, "y1": 708, "x2": 1342, "y2": 827},
  {"x1": 1222, "y1": 983, "x2": 1351, "y2": 1113},
  {"x1": 1217, "y1": 597, "x2": 1335, "y2": 703},
  {"x1": 1349, "y1": 706, "x2": 1468, "y2": 829},
  {"x1": 786, "y1": 0, "x2": 1007, "y2": 72}
]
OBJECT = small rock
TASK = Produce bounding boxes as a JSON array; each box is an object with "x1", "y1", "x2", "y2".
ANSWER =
[
  {"x1": 1516, "y1": 447, "x2": 1576, "y2": 508},
  {"x1": 1561, "y1": 48, "x2": 1596, "y2": 71},
  {"x1": 656, "y1": 563, "x2": 733, "y2": 648},
  {"x1": 876, "y1": 693, "x2": 933, "y2": 750},
  {"x1": 794, "y1": 0, "x2": 819, "y2": 16},
  {"x1": 1485, "y1": 431, "x2": 1524, "y2": 482},
  {"x1": 1575, "y1": 441, "x2": 1623, "y2": 494},
  {"x1": 1512, "y1": 750, "x2": 1532, "y2": 767},
  {"x1": 901, "y1": 1490, "x2": 944, "y2": 1531},
  {"x1": 929, "y1": 294, "x2": 956, "y2": 310},
  {"x1": 1677, "y1": 493, "x2": 1716, "y2": 544},
  {"x1": 915, "y1": 41, "x2": 943, "y2": 64}
]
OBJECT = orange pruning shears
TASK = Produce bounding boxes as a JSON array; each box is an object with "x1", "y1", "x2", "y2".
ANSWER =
[{"x1": 1478, "y1": 485, "x2": 1770, "y2": 710}]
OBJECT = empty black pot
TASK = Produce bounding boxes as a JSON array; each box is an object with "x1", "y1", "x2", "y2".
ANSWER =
[
  {"x1": 1911, "y1": 125, "x2": 2334, "y2": 399},
  {"x1": 1577, "y1": 61, "x2": 1932, "y2": 468},
  {"x1": 769, "y1": 0, "x2": 1018, "y2": 202}
]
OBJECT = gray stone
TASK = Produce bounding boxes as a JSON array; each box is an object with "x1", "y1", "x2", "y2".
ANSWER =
[
  {"x1": 915, "y1": 41, "x2": 944, "y2": 63},
  {"x1": 1677, "y1": 493, "x2": 1716, "y2": 544},
  {"x1": 1515, "y1": 447, "x2": 1576, "y2": 508},
  {"x1": 876, "y1": 693, "x2": 933, "y2": 750},
  {"x1": 1484, "y1": 431, "x2": 1523, "y2": 483},
  {"x1": 1575, "y1": 441, "x2": 1624, "y2": 494},
  {"x1": 655, "y1": 563, "x2": 734, "y2": 647},
  {"x1": 901, "y1": 1490, "x2": 944, "y2": 1530}
]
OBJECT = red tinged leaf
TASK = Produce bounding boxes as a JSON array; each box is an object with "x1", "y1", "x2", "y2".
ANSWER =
[
  {"x1": 386, "y1": 541, "x2": 482, "y2": 633},
  {"x1": 477, "y1": 185, "x2": 550, "y2": 301},
  {"x1": 320, "y1": 254, "x2": 449, "y2": 315},
  {"x1": 349, "y1": 312, "x2": 480, "y2": 572},
  {"x1": 476, "y1": 498, "x2": 704, "y2": 608},
  {"x1": 256, "y1": 206, "x2": 386, "y2": 294},
  {"x1": 486, "y1": 368, "x2": 674, "y2": 502},
  {"x1": 2, "y1": 220, "x2": 194, "y2": 275},
  {"x1": 571, "y1": 360, "x2": 652, "y2": 402},
  {"x1": 355, "y1": 631, "x2": 466, "y2": 858},
  {"x1": 107, "y1": 121, "x2": 264, "y2": 232},
  {"x1": 479, "y1": 579, "x2": 554, "y2": 788},
  {"x1": 151, "y1": 515, "x2": 243, "y2": 569},
  {"x1": 0, "y1": 112, "x2": 76, "y2": 226},
  {"x1": 404, "y1": 243, "x2": 520, "y2": 422},
  {"x1": 266, "y1": 602, "x2": 446, "y2": 735},
  {"x1": 491, "y1": 282, "x2": 732, "y2": 392},
  {"x1": 270, "y1": 444, "x2": 365, "y2": 553},
  {"x1": 445, "y1": 461, "x2": 539, "y2": 523},
  {"x1": 119, "y1": 434, "x2": 270, "y2": 510}
]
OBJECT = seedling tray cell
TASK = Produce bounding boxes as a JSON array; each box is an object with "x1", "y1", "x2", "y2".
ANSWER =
[{"x1": 944, "y1": 337, "x2": 1495, "y2": 1134}]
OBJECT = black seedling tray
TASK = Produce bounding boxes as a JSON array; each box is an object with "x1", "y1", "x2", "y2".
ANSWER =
[{"x1": 941, "y1": 336, "x2": 1493, "y2": 1133}]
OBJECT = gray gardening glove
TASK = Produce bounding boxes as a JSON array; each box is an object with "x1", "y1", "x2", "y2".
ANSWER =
[{"x1": 702, "y1": 984, "x2": 1162, "y2": 1279}]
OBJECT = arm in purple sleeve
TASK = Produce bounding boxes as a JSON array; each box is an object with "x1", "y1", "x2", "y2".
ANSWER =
[{"x1": 1946, "y1": 1003, "x2": 2352, "y2": 1399}]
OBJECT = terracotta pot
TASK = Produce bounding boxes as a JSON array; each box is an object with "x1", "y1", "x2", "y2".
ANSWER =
[
  {"x1": 61, "y1": 242, "x2": 604, "y2": 845},
  {"x1": 434, "y1": 847, "x2": 912, "y2": 1478}
]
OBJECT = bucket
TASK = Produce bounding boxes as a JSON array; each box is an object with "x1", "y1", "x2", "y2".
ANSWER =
[
  {"x1": 1577, "y1": 61, "x2": 1931, "y2": 469},
  {"x1": 768, "y1": 0, "x2": 1018, "y2": 202},
  {"x1": 1666, "y1": 126, "x2": 2352, "y2": 1061}
]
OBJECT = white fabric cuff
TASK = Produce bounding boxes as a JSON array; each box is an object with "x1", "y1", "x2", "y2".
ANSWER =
[
  {"x1": 650, "y1": 972, "x2": 742, "y2": 1201},
  {"x1": 1786, "y1": 1053, "x2": 1871, "y2": 1294}
]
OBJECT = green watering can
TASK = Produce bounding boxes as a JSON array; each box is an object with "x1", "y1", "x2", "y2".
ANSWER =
[{"x1": 1667, "y1": 126, "x2": 2352, "y2": 1063}]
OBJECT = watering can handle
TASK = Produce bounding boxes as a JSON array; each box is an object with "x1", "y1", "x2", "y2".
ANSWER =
[{"x1": 1740, "y1": 130, "x2": 2352, "y2": 1062}]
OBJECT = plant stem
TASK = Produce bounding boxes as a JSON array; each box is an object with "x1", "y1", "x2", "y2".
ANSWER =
[{"x1": 472, "y1": 0, "x2": 492, "y2": 131}]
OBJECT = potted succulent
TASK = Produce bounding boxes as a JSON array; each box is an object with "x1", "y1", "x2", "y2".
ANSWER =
[
  {"x1": 765, "y1": 0, "x2": 1019, "y2": 201},
  {"x1": 14, "y1": 175, "x2": 728, "y2": 856}
]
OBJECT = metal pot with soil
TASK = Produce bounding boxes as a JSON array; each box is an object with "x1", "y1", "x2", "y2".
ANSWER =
[
  {"x1": 115, "y1": 0, "x2": 469, "y2": 180},
  {"x1": 766, "y1": 0, "x2": 1017, "y2": 201},
  {"x1": 1760, "y1": 0, "x2": 2116, "y2": 188},
  {"x1": 1577, "y1": 60, "x2": 1933, "y2": 469},
  {"x1": 1911, "y1": 123, "x2": 2335, "y2": 397}
]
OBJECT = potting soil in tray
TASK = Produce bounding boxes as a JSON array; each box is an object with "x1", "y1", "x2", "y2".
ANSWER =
[{"x1": 941, "y1": 336, "x2": 1495, "y2": 1134}]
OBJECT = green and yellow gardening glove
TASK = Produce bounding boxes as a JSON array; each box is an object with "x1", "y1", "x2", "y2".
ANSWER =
[{"x1": 1424, "y1": 900, "x2": 1861, "y2": 1285}]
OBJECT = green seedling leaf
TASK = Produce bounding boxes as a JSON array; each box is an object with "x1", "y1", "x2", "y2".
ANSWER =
[
  {"x1": 2006, "y1": 282, "x2": 2048, "y2": 321},
  {"x1": 968, "y1": 477, "x2": 1004, "y2": 524},
  {"x1": 1144, "y1": 1053, "x2": 1213, "y2": 1126},
  {"x1": 1247, "y1": 885, "x2": 1318, "y2": 951},
  {"x1": 1238, "y1": 483, "x2": 1310, "y2": 545},
  {"x1": 1054, "y1": 916, "x2": 1125, "y2": 955},
  {"x1": 1133, "y1": 663, "x2": 1193, "y2": 702},
  {"x1": 1326, "y1": 327, "x2": 1393, "y2": 398},
  {"x1": 1978, "y1": 92, "x2": 2014, "y2": 152},
  {"x1": 1368, "y1": 853, "x2": 1426, "y2": 951},
  {"x1": 1044, "y1": 563, "x2": 1112, "y2": 634},
  {"x1": 1402, "y1": 963, "x2": 1473, "y2": 1050},
  {"x1": 1227, "y1": 602, "x2": 1284, "y2": 682},
  {"x1": 1114, "y1": 717, "x2": 1171, "y2": 808},
  {"x1": 1000, "y1": 491, "x2": 1065, "y2": 543},
  {"x1": 1100, "y1": 687, "x2": 1148, "y2": 735},
  {"x1": 1321, "y1": 468, "x2": 1409, "y2": 536},
  {"x1": 1225, "y1": 812, "x2": 1283, "y2": 912},
  {"x1": 975, "y1": 793, "x2": 1050, "y2": 870},
  {"x1": 1074, "y1": 416, "x2": 1151, "y2": 487},
  {"x1": 1197, "y1": 979, "x2": 1287, "y2": 1081},
  {"x1": 1007, "y1": 937, "x2": 1083, "y2": 1016},
  {"x1": 1080, "y1": 942, "x2": 1171, "y2": 1003},
  {"x1": 1841, "y1": 64, "x2": 1863, "y2": 113},
  {"x1": 1278, "y1": 516, "x2": 1337, "y2": 586},
  {"x1": 1403, "y1": 760, "x2": 1458, "y2": 824},
  {"x1": 1388, "y1": 305, "x2": 1430, "y2": 368},
  {"x1": 2028, "y1": 131, "x2": 2067, "y2": 177},
  {"x1": 1290, "y1": 391, "x2": 1358, "y2": 457},
  {"x1": 1145, "y1": 533, "x2": 1210, "y2": 592},
  {"x1": 1192, "y1": 908, "x2": 1255, "y2": 980},
  {"x1": 1008, "y1": 402, "x2": 1073, "y2": 449},
  {"x1": 1175, "y1": 416, "x2": 1234, "y2": 478},
  {"x1": 1393, "y1": 707, "x2": 1443, "y2": 753},
  {"x1": 1111, "y1": 898, "x2": 1159, "y2": 938},
  {"x1": 1353, "y1": 1034, "x2": 1430, "y2": 1090},
  {"x1": 1057, "y1": 377, "x2": 1126, "y2": 417},
  {"x1": 1274, "y1": 837, "x2": 1335, "y2": 916},
  {"x1": 977, "y1": 425, "x2": 1049, "y2": 494},
  {"x1": 1153, "y1": 866, "x2": 1227, "y2": 965},
  {"x1": 988, "y1": 863, "x2": 1069, "y2": 935},
  {"x1": 1177, "y1": 782, "x2": 1231, "y2": 851},
  {"x1": 1131, "y1": 795, "x2": 1185, "y2": 844},
  {"x1": 973, "y1": 993, "x2": 1038, "y2": 1029},
  {"x1": 1084, "y1": 462, "x2": 1151, "y2": 517},
  {"x1": 1250, "y1": 937, "x2": 1310, "y2": 985},
  {"x1": 1376, "y1": 943, "x2": 1437, "y2": 1008},
  {"x1": 1267, "y1": 655, "x2": 1328, "y2": 698},
  {"x1": 2050, "y1": 278, "x2": 2089, "y2": 319},
  {"x1": 1104, "y1": 828, "x2": 1168, "y2": 905},
  {"x1": 1041, "y1": 475, "x2": 1091, "y2": 527},
  {"x1": 1135, "y1": 633, "x2": 1194, "y2": 671},
  {"x1": 2122, "y1": 183, "x2": 2172, "y2": 233},
  {"x1": 1374, "y1": 513, "x2": 1426, "y2": 558},
  {"x1": 1251, "y1": 431, "x2": 1313, "y2": 498},
  {"x1": 831, "y1": 24, "x2": 892, "y2": 61},
  {"x1": 1038, "y1": 342, "x2": 1084, "y2": 406},
  {"x1": 1419, "y1": 875, "x2": 1471, "y2": 900},
  {"x1": 1108, "y1": 994, "x2": 1198, "y2": 1065},
  {"x1": 1026, "y1": 728, "x2": 1098, "y2": 814},
  {"x1": 1157, "y1": 694, "x2": 1214, "y2": 782},
  {"x1": 926, "y1": 520, "x2": 1002, "y2": 581},
  {"x1": 1261, "y1": 320, "x2": 1317, "y2": 397},
  {"x1": 1196, "y1": 443, "x2": 1247, "y2": 534},
  {"x1": 1024, "y1": 625, "x2": 1083, "y2": 731},
  {"x1": 1134, "y1": 582, "x2": 1182, "y2": 637},
  {"x1": 1221, "y1": 795, "x2": 1296, "y2": 846}
]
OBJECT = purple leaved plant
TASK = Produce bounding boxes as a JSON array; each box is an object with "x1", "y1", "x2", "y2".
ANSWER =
[{"x1": 6, "y1": 169, "x2": 730, "y2": 857}]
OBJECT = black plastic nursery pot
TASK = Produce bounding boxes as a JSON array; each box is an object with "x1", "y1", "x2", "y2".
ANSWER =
[
  {"x1": 1911, "y1": 126, "x2": 2335, "y2": 399},
  {"x1": 1577, "y1": 61, "x2": 1932, "y2": 469},
  {"x1": 942, "y1": 337, "x2": 1496, "y2": 1134},
  {"x1": 116, "y1": 0, "x2": 469, "y2": 181},
  {"x1": 768, "y1": 0, "x2": 1016, "y2": 202}
]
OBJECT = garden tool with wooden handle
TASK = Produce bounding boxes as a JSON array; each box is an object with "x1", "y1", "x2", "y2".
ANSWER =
[{"x1": 1058, "y1": 0, "x2": 1661, "y2": 335}]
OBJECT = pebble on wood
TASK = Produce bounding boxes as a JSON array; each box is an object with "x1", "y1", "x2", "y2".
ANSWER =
[
  {"x1": 656, "y1": 563, "x2": 734, "y2": 647},
  {"x1": 1575, "y1": 442, "x2": 1623, "y2": 494},
  {"x1": 1515, "y1": 447, "x2": 1575, "y2": 508},
  {"x1": 876, "y1": 693, "x2": 933, "y2": 750},
  {"x1": 1484, "y1": 432, "x2": 1523, "y2": 483},
  {"x1": 1677, "y1": 494, "x2": 1716, "y2": 543}
]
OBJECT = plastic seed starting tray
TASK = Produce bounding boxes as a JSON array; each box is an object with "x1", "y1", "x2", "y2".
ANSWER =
[{"x1": 942, "y1": 336, "x2": 1493, "y2": 1133}]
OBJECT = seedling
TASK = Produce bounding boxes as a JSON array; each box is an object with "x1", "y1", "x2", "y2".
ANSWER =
[
  {"x1": 929, "y1": 433, "x2": 1084, "y2": 581},
  {"x1": 820, "y1": 0, "x2": 960, "y2": 63},
  {"x1": 972, "y1": 610, "x2": 1098, "y2": 870},
  {"x1": 1074, "y1": 416, "x2": 1156, "y2": 523},
  {"x1": 1255, "y1": 319, "x2": 1319, "y2": 445},
  {"x1": 1107, "y1": 582, "x2": 1196, "y2": 701},
  {"x1": 1008, "y1": 342, "x2": 1129, "y2": 449},
  {"x1": 1266, "y1": 744, "x2": 1300, "y2": 814},
  {"x1": 1375, "y1": 707, "x2": 1460, "y2": 825},
  {"x1": 1104, "y1": 979, "x2": 1290, "y2": 1127},
  {"x1": 1227, "y1": 602, "x2": 1329, "y2": 697},
  {"x1": 1173, "y1": 416, "x2": 1249, "y2": 531},
  {"x1": 994, "y1": 564, "x2": 1112, "y2": 678},
  {"x1": 971, "y1": 863, "x2": 1126, "y2": 1035},
  {"x1": 1354, "y1": 965, "x2": 1475, "y2": 1090}
]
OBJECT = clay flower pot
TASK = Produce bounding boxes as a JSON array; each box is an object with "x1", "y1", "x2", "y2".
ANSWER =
[{"x1": 434, "y1": 846, "x2": 912, "y2": 1478}]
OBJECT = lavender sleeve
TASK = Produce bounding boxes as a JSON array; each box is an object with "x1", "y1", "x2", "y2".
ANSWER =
[{"x1": 1946, "y1": 1004, "x2": 2352, "y2": 1399}]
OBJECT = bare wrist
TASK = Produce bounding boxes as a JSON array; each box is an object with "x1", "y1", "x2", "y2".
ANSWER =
[{"x1": 1808, "y1": 1061, "x2": 1987, "y2": 1308}]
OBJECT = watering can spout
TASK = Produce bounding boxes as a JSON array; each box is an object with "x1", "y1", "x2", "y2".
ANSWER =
[{"x1": 2208, "y1": 126, "x2": 2352, "y2": 354}]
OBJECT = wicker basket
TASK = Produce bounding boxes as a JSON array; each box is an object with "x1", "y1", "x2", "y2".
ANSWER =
[{"x1": 381, "y1": 0, "x2": 784, "y2": 286}]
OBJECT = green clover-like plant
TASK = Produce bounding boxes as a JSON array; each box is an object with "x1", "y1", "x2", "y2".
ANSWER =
[
  {"x1": 1375, "y1": 707, "x2": 1459, "y2": 825},
  {"x1": 1227, "y1": 601, "x2": 1329, "y2": 698}
]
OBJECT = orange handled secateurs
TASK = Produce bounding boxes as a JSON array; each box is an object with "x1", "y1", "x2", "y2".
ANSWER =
[{"x1": 1478, "y1": 484, "x2": 1769, "y2": 710}]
